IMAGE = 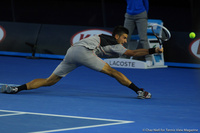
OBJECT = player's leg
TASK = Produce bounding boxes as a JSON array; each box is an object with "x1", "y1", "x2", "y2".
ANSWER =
[
  {"x1": 100, "y1": 63, "x2": 135, "y2": 88},
  {"x1": 1, "y1": 46, "x2": 79, "y2": 94},
  {"x1": 100, "y1": 63, "x2": 151, "y2": 99},
  {"x1": 24, "y1": 46, "x2": 80, "y2": 91},
  {"x1": 26, "y1": 73, "x2": 62, "y2": 90},
  {"x1": 76, "y1": 47, "x2": 151, "y2": 98},
  {"x1": 1, "y1": 73, "x2": 62, "y2": 94}
]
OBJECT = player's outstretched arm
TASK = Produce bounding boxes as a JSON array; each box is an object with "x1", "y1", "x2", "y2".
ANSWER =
[{"x1": 123, "y1": 47, "x2": 163, "y2": 57}]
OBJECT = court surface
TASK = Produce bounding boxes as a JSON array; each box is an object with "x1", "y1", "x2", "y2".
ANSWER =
[{"x1": 0, "y1": 56, "x2": 200, "y2": 133}]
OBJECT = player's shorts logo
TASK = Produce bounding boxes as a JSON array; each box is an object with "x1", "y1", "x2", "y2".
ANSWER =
[
  {"x1": 0, "y1": 26, "x2": 6, "y2": 43},
  {"x1": 70, "y1": 29, "x2": 112, "y2": 45},
  {"x1": 189, "y1": 38, "x2": 200, "y2": 60}
]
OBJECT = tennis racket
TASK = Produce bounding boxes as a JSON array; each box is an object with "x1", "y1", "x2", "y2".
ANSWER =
[{"x1": 148, "y1": 23, "x2": 171, "y2": 48}]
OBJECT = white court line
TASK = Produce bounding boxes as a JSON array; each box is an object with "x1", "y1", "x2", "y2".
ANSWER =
[
  {"x1": 0, "y1": 109, "x2": 134, "y2": 133},
  {"x1": 0, "y1": 109, "x2": 133, "y2": 123},
  {"x1": 31, "y1": 122, "x2": 131, "y2": 133},
  {"x1": 0, "y1": 112, "x2": 25, "y2": 117}
]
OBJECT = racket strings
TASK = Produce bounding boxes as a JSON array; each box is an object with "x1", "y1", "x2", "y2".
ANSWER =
[{"x1": 151, "y1": 24, "x2": 171, "y2": 41}]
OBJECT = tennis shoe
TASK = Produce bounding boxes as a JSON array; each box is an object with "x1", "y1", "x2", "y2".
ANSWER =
[
  {"x1": 137, "y1": 89, "x2": 151, "y2": 99},
  {"x1": 1, "y1": 85, "x2": 18, "y2": 94}
]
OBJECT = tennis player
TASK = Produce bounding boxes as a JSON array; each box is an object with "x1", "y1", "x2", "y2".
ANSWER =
[{"x1": 1, "y1": 26, "x2": 163, "y2": 99}]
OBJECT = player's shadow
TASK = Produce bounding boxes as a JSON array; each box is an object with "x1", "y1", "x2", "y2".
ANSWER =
[{"x1": 19, "y1": 88, "x2": 140, "y2": 100}]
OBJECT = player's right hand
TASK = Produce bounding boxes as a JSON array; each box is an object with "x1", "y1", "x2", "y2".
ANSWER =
[{"x1": 155, "y1": 47, "x2": 163, "y2": 53}]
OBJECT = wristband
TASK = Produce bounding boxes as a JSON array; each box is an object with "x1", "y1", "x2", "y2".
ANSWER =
[{"x1": 148, "y1": 48, "x2": 156, "y2": 54}]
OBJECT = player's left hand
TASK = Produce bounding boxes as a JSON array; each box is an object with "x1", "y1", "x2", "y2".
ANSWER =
[{"x1": 155, "y1": 47, "x2": 163, "y2": 53}]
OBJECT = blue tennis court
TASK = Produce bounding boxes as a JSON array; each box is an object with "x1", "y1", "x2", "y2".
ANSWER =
[{"x1": 0, "y1": 56, "x2": 200, "y2": 133}]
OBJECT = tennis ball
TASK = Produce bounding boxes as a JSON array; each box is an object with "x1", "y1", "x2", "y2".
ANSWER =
[{"x1": 189, "y1": 32, "x2": 196, "y2": 39}]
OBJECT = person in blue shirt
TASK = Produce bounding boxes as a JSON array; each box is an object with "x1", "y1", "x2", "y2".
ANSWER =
[{"x1": 124, "y1": 0, "x2": 152, "y2": 66}]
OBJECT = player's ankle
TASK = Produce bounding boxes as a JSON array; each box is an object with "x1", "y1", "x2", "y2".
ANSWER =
[{"x1": 17, "y1": 84, "x2": 27, "y2": 92}]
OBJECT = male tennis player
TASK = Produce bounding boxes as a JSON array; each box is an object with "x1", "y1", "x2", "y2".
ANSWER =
[{"x1": 1, "y1": 26, "x2": 163, "y2": 99}]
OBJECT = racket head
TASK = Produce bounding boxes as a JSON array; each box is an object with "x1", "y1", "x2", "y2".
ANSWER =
[{"x1": 150, "y1": 24, "x2": 171, "y2": 42}]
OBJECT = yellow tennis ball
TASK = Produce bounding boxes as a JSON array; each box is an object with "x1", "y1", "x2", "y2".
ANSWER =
[{"x1": 189, "y1": 32, "x2": 196, "y2": 39}]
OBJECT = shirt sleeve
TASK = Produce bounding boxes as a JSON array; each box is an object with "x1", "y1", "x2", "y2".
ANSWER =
[{"x1": 103, "y1": 44, "x2": 127, "y2": 56}]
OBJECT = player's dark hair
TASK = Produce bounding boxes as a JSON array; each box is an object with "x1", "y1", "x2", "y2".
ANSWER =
[{"x1": 112, "y1": 26, "x2": 129, "y2": 37}]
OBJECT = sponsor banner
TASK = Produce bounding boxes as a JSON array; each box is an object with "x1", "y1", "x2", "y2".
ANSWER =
[
  {"x1": 0, "y1": 26, "x2": 6, "y2": 42},
  {"x1": 189, "y1": 38, "x2": 200, "y2": 60},
  {"x1": 104, "y1": 58, "x2": 167, "y2": 69},
  {"x1": 104, "y1": 58, "x2": 147, "y2": 69},
  {"x1": 71, "y1": 29, "x2": 112, "y2": 44}
]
